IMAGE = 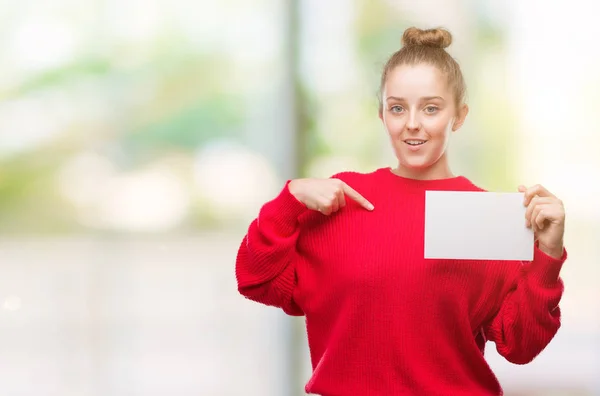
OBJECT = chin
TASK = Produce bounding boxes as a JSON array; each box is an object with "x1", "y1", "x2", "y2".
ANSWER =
[{"x1": 399, "y1": 158, "x2": 433, "y2": 170}]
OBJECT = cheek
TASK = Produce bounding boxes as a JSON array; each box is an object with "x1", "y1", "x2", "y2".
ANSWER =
[
  {"x1": 383, "y1": 116, "x2": 404, "y2": 136},
  {"x1": 423, "y1": 116, "x2": 453, "y2": 137}
]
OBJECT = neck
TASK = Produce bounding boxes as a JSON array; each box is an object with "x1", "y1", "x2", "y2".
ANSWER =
[{"x1": 393, "y1": 155, "x2": 454, "y2": 180}]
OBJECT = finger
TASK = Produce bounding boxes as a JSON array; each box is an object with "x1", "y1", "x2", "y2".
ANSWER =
[
  {"x1": 336, "y1": 189, "x2": 347, "y2": 209},
  {"x1": 523, "y1": 184, "x2": 556, "y2": 206},
  {"x1": 531, "y1": 204, "x2": 545, "y2": 231},
  {"x1": 532, "y1": 203, "x2": 564, "y2": 231},
  {"x1": 329, "y1": 193, "x2": 340, "y2": 213},
  {"x1": 341, "y1": 183, "x2": 374, "y2": 211},
  {"x1": 533, "y1": 204, "x2": 553, "y2": 231},
  {"x1": 319, "y1": 204, "x2": 333, "y2": 216},
  {"x1": 538, "y1": 203, "x2": 565, "y2": 224},
  {"x1": 525, "y1": 196, "x2": 553, "y2": 227},
  {"x1": 316, "y1": 197, "x2": 333, "y2": 215}
]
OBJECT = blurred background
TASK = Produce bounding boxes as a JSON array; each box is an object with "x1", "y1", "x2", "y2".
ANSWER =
[{"x1": 0, "y1": 0, "x2": 598, "y2": 395}]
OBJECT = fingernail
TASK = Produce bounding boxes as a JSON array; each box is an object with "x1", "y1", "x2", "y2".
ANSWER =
[{"x1": 368, "y1": 204, "x2": 374, "y2": 211}]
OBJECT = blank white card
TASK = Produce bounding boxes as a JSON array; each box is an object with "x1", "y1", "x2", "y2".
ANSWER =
[{"x1": 424, "y1": 191, "x2": 534, "y2": 261}]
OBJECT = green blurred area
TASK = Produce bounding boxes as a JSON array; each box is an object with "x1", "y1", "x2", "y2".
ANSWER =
[{"x1": 0, "y1": 0, "x2": 516, "y2": 234}]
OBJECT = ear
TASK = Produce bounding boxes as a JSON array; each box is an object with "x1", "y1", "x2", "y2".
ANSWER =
[
  {"x1": 452, "y1": 104, "x2": 469, "y2": 131},
  {"x1": 378, "y1": 108, "x2": 383, "y2": 121}
]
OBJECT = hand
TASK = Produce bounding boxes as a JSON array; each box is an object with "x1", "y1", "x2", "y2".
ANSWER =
[
  {"x1": 519, "y1": 184, "x2": 565, "y2": 258},
  {"x1": 288, "y1": 178, "x2": 374, "y2": 215}
]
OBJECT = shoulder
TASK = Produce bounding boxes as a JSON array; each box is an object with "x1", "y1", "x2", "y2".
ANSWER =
[
  {"x1": 328, "y1": 168, "x2": 383, "y2": 185},
  {"x1": 453, "y1": 176, "x2": 488, "y2": 192},
  {"x1": 456, "y1": 178, "x2": 517, "y2": 194}
]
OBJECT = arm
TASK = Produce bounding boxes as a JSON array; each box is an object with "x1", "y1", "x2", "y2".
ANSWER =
[
  {"x1": 484, "y1": 244, "x2": 567, "y2": 364},
  {"x1": 235, "y1": 181, "x2": 307, "y2": 316}
]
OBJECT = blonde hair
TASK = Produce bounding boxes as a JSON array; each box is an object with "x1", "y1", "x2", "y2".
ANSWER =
[{"x1": 379, "y1": 27, "x2": 466, "y2": 110}]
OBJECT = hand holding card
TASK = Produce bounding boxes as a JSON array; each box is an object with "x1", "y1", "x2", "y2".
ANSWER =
[{"x1": 519, "y1": 184, "x2": 566, "y2": 259}]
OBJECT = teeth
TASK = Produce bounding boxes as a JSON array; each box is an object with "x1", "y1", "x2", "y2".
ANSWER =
[{"x1": 406, "y1": 140, "x2": 426, "y2": 146}]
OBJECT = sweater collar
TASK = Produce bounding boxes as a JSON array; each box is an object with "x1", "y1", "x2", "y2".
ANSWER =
[{"x1": 379, "y1": 167, "x2": 470, "y2": 191}]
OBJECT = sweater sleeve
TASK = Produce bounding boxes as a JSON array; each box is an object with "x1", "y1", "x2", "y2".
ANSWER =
[
  {"x1": 483, "y1": 244, "x2": 567, "y2": 364},
  {"x1": 235, "y1": 180, "x2": 308, "y2": 316}
]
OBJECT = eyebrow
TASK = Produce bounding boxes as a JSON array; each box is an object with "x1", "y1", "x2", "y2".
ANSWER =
[{"x1": 386, "y1": 96, "x2": 445, "y2": 102}]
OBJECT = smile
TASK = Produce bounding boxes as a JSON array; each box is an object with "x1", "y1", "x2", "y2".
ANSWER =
[{"x1": 404, "y1": 140, "x2": 427, "y2": 146}]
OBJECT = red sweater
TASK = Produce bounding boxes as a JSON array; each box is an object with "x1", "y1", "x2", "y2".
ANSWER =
[{"x1": 236, "y1": 167, "x2": 567, "y2": 396}]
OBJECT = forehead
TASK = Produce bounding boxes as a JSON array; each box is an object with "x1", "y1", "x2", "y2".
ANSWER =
[{"x1": 384, "y1": 64, "x2": 449, "y2": 97}]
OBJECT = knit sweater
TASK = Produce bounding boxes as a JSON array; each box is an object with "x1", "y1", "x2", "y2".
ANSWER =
[{"x1": 235, "y1": 167, "x2": 567, "y2": 396}]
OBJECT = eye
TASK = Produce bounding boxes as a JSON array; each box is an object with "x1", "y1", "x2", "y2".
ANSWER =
[
  {"x1": 424, "y1": 106, "x2": 438, "y2": 114},
  {"x1": 390, "y1": 105, "x2": 404, "y2": 113}
]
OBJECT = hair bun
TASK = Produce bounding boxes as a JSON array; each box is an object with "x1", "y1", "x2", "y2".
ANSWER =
[{"x1": 402, "y1": 27, "x2": 452, "y2": 49}]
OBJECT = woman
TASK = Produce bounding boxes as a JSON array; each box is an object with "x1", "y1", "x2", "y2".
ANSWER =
[{"x1": 235, "y1": 27, "x2": 567, "y2": 396}]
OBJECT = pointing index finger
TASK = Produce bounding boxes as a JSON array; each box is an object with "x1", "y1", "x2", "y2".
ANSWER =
[{"x1": 341, "y1": 183, "x2": 374, "y2": 211}]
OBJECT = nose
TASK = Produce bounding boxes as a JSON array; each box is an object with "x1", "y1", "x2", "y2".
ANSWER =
[{"x1": 406, "y1": 110, "x2": 421, "y2": 132}]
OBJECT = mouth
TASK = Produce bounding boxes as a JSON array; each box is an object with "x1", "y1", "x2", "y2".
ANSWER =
[{"x1": 404, "y1": 139, "x2": 428, "y2": 146}]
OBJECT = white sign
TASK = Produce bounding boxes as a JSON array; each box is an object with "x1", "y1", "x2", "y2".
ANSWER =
[{"x1": 424, "y1": 191, "x2": 534, "y2": 261}]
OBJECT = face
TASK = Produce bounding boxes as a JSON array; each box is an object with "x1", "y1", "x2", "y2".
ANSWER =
[{"x1": 379, "y1": 63, "x2": 468, "y2": 178}]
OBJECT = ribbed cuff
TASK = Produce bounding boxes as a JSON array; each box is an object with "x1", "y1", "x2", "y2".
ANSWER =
[
  {"x1": 259, "y1": 180, "x2": 308, "y2": 236},
  {"x1": 526, "y1": 243, "x2": 567, "y2": 288}
]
